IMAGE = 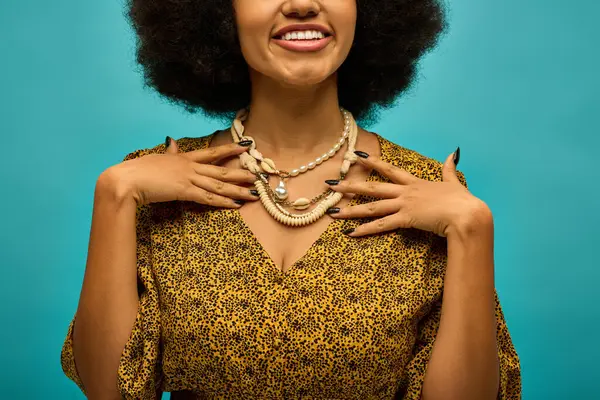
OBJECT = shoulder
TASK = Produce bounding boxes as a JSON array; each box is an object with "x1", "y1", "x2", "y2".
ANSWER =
[
  {"x1": 374, "y1": 133, "x2": 468, "y2": 188},
  {"x1": 122, "y1": 132, "x2": 217, "y2": 162}
]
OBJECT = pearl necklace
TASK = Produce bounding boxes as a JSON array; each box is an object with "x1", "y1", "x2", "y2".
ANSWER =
[
  {"x1": 231, "y1": 109, "x2": 351, "y2": 202},
  {"x1": 286, "y1": 111, "x2": 351, "y2": 178},
  {"x1": 230, "y1": 108, "x2": 359, "y2": 227}
]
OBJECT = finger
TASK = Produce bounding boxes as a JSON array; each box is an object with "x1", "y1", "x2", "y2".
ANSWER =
[
  {"x1": 194, "y1": 164, "x2": 257, "y2": 184},
  {"x1": 190, "y1": 175, "x2": 260, "y2": 201},
  {"x1": 183, "y1": 187, "x2": 243, "y2": 209},
  {"x1": 345, "y1": 214, "x2": 410, "y2": 237},
  {"x1": 328, "y1": 199, "x2": 400, "y2": 219},
  {"x1": 326, "y1": 180, "x2": 401, "y2": 198},
  {"x1": 165, "y1": 136, "x2": 179, "y2": 154},
  {"x1": 353, "y1": 151, "x2": 417, "y2": 185},
  {"x1": 185, "y1": 142, "x2": 252, "y2": 164},
  {"x1": 442, "y1": 147, "x2": 461, "y2": 183}
]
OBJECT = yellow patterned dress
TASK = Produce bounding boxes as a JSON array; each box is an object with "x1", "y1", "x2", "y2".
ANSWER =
[{"x1": 61, "y1": 132, "x2": 521, "y2": 399}]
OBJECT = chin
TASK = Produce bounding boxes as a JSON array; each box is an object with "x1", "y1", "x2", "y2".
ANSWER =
[
  {"x1": 274, "y1": 63, "x2": 338, "y2": 88},
  {"x1": 278, "y1": 74, "x2": 329, "y2": 88}
]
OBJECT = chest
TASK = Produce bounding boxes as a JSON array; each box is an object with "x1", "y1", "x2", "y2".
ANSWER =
[
  {"x1": 238, "y1": 200, "x2": 336, "y2": 274},
  {"x1": 154, "y1": 216, "x2": 440, "y2": 396},
  {"x1": 235, "y1": 161, "x2": 372, "y2": 273},
  {"x1": 213, "y1": 133, "x2": 379, "y2": 274}
]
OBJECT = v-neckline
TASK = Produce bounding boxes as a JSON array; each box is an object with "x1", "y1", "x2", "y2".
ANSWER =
[{"x1": 211, "y1": 131, "x2": 389, "y2": 278}]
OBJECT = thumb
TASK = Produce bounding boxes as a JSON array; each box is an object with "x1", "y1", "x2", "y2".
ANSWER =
[
  {"x1": 441, "y1": 146, "x2": 460, "y2": 183},
  {"x1": 165, "y1": 136, "x2": 179, "y2": 154}
]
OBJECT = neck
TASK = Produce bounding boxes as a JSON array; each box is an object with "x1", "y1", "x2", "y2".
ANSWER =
[{"x1": 242, "y1": 72, "x2": 346, "y2": 157}]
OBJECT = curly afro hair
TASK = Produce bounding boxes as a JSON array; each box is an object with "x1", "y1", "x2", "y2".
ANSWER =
[{"x1": 126, "y1": 0, "x2": 447, "y2": 124}]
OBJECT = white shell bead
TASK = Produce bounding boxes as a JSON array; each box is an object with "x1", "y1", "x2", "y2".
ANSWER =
[
  {"x1": 339, "y1": 137, "x2": 346, "y2": 145},
  {"x1": 261, "y1": 160, "x2": 277, "y2": 174},
  {"x1": 249, "y1": 149, "x2": 263, "y2": 160},
  {"x1": 315, "y1": 156, "x2": 323, "y2": 165},
  {"x1": 299, "y1": 165, "x2": 308, "y2": 173},
  {"x1": 290, "y1": 169, "x2": 300, "y2": 177},
  {"x1": 333, "y1": 143, "x2": 341, "y2": 151},
  {"x1": 262, "y1": 158, "x2": 276, "y2": 169},
  {"x1": 322, "y1": 153, "x2": 329, "y2": 160},
  {"x1": 327, "y1": 149, "x2": 336, "y2": 157},
  {"x1": 292, "y1": 198, "x2": 311, "y2": 210},
  {"x1": 233, "y1": 120, "x2": 245, "y2": 136},
  {"x1": 307, "y1": 162, "x2": 316, "y2": 170}
]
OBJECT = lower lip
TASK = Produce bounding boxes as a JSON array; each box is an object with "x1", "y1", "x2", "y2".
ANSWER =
[{"x1": 272, "y1": 36, "x2": 333, "y2": 52}]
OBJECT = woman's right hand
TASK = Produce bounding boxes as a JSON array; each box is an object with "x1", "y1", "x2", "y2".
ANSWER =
[{"x1": 100, "y1": 137, "x2": 259, "y2": 207}]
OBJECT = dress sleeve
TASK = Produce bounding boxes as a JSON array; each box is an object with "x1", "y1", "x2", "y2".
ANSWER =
[
  {"x1": 399, "y1": 169, "x2": 521, "y2": 398},
  {"x1": 400, "y1": 292, "x2": 522, "y2": 399},
  {"x1": 60, "y1": 147, "x2": 164, "y2": 399}
]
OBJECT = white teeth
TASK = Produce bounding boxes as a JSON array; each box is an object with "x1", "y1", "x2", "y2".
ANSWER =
[{"x1": 281, "y1": 30, "x2": 325, "y2": 41}]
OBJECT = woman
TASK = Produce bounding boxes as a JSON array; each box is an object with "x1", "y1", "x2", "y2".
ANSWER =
[{"x1": 61, "y1": 0, "x2": 521, "y2": 398}]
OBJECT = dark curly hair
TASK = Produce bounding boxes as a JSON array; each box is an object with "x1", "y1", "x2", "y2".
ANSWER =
[{"x1": 126, "y1": 0, "x2": 447, "y2": 124}]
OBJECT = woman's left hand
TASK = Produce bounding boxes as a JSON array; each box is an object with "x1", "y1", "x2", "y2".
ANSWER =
[{"x1": 326, "y1": 150, "x2": 493, "y2": 238}]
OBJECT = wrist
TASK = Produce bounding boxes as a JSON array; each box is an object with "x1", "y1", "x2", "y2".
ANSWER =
[
  {"x1": 446, "y1": 200, "x2": 494, "y2": 241},
  {"x1": 96, "y1": 165, "x2": 139, "y2": 208}
]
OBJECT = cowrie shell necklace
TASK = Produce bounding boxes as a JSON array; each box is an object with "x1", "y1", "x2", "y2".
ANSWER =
[{"x1": 230, "y1": 108, "x2": 359, "y2": 227}]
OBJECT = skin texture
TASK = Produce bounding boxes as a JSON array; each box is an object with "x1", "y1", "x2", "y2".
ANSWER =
[{"x1": 69, "y1": 0, "x2": 502, "y2": 399}]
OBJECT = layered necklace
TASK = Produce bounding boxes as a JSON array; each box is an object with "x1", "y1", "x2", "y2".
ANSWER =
[{"x1": 230, "y1": 107, "x2": 359, "y2": 227}]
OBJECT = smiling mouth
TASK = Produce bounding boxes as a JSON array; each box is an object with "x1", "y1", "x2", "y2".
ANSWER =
[{"x1": 273, "y1": 30, "x2": 332, "y2": 41}]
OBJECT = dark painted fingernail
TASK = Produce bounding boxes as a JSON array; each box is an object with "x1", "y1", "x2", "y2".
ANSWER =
[
  {"x1": 325, "y1": 179, "x2": 340, "y2": 186},
  {"x1": 342, "y1": 228, "x2": 355, "y2": 235},
  {"x1": 250, "y1": 189, "x2": 259, "y2": 197},
  {"x1": 238, "y1": 140, "x2": 253, "y2": 147},
  {"x1": 354, "y1": 150, "x2": 369, "y2": 159},
  {"x1": 453, "y1": 146, "x2": 460, "y2": 166},
  {"x1": 234, "y1": 199, "x2": 245, "y2": 205},
  {"x1": 326, "y1": 207, "x2": 340, "y2": 214},
  {"x1": 165, "y1": 136, "x2": 171, "y2": 148}
]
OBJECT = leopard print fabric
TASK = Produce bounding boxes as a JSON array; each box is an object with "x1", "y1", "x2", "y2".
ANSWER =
[{"x1": 61, "y1": 132, "x2": 521, "y2": 399}]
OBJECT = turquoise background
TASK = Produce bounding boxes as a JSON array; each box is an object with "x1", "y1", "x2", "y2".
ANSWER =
[{"x1": 1, "y1": 0, "x2": 598, "y2": 398}]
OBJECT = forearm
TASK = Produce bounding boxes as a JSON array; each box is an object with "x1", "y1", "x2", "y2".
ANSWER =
[
  {"x1": 73, "y1": 168, "x2": 140, "y2": 399},
  {"x1": 422, "y1": 208, "x2": 499, "y2": 400}
]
